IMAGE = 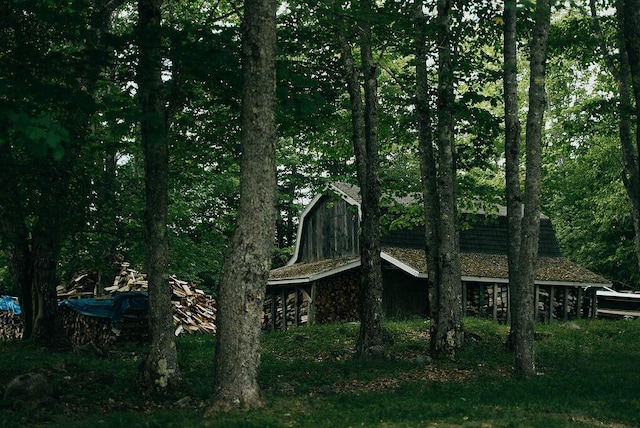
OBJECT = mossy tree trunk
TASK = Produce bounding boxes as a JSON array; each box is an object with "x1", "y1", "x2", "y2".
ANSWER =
[
  {"x1": 206, "y1": 0, "x2": 277, "y2": 413},
  {"x1": 137, "y1": 0, "x2": 184, "y2": 395}
]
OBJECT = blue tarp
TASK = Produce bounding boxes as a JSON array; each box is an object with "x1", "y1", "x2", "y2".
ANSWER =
[
  {"x1": 0, "y1": 295, "x2": 21, "y2": 315},
  {"x1": 58, "y1": 292, "x2": 148, "y2": 322}
]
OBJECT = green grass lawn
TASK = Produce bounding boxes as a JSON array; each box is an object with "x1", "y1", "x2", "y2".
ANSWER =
[{"x1": 1, "y1": 318, "x2": 639, "y2": 427}]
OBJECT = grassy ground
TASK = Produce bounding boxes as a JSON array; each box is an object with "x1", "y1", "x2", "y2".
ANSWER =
[{"x1": 1, "y1": 318, "x2": 639, "y2": 427}]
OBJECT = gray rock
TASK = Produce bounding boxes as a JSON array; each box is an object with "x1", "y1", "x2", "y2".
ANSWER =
[{"x1": 3, "y1": 373, "x2": 53, "y2": 409}]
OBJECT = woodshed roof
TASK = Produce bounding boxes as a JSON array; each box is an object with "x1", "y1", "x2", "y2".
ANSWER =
[
  {"x1": 381, "y1": 247, "x2": 611, "y2": 286},
  {"x1": 268, "y1": 247, "x2": 611, "y2": 287},
  {"x1": 269, "y1": 257, "x2": 360, "y2": 284}
]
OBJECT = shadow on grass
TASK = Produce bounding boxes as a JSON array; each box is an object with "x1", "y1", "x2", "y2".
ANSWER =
[{"x1": 1, "y1": 318, "x2": 640, "y2": 427}]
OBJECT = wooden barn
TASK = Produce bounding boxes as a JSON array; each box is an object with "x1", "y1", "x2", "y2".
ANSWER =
[{"x1": 265, "y1": 182, "x2": 611, "y2": 330}]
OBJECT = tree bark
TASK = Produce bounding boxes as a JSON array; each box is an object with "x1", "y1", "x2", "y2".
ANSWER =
[
  {"x1": 0, "y1": 143, "x2": 33, "y2": 337},
  {"x1": 431, "y1": 0, "x2": 464, "y2": 359},
  {"x1": 503, "y1": 0, "x2": 522, "y2": 350},
  {"x1": 335, "y1": 0, "x2": 386, "y2": 357},
  {"x1": 137, "y1": 0, "x2": 184, "y2": 395},
  {"x1": 356, "y1": 0, "x2": 385, "y2": 357},
  {"x1": 619, "y1": 0, "x2": 640, "y2": 275},
  {"x1": 206, "y1": 0, "x2": 276, "y2": 413},
  {"x1": 414, "y1": 0, "x2": 440, "y2": 334},
  {"x1": 513, "y1": 0, "x2": 551, "y2": 377}
]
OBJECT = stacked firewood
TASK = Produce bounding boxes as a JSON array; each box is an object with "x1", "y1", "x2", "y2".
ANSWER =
[
  {"x1": 0, "y1": 297, "x2": 23, "y2": 341},
  {"x1": 105, "y1": 263, "x2": 148, "y2": 294},
  {"x1": 263, "y1": 289, "x2": 310, "y2": 330},
  {"x1": 171, "y1": 276, "x2": 217, "y2": 335},
  {"x1": 465, "y1": 284, "x2": 510, "y2": 322},
  {"x1": 58, "y1": 305, "x2": 121, "y2": 349},
  {"x1": 313, "y1": 272, "x2": 360, "y2": 324},
  {"x1": 56, "y1": 263, "x2": 217, "y2": 342}
]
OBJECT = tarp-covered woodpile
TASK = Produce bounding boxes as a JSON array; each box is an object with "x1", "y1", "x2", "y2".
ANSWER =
[
  {"x1": 1, "y1": 263, "x2": 218, "y2": 345},
  {"x1": 0, "y1": 296, "x2": 24, "y2": 341},
  {"x1": 56, "y1": 263, "x2": 217, "y2": 347}
]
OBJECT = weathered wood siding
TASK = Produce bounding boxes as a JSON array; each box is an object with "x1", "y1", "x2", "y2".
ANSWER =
[{"x1": 298, "y1": 195, "x2": 359, "y2": 263}]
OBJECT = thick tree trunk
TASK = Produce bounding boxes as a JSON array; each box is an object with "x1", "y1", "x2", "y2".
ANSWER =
[
  {"x1": 503, "y1": 0, "x2": 522, "y2": 350},
  {"x1": 414, "y1": 1, "x2": 440, "y2": 333},
  {"x1": 206, "y1": 0, "x2": 276, "y2": 413},
  {"x1": 137, "y1": 0, "x2": 183, "y2": 395},
  {"x1": 29, "y1": 226, "x2": 61, "y2": 341},
  {"x1": 335, "y1": 0, "x2": 386, "y2": 357},
  {"x1": 431, "y1": 0, "x2": 463, "y2": 359},
  {"x1": 514, "y1": 0, "x2": 550, "y2": 377},
  {"x1": 0, "y1": 143, "x2": 33, "y2": 338}
]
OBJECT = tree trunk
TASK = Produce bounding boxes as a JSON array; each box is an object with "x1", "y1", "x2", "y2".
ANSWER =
[
  {"x1": 137, "y1": 0, "x2": 184, "y2": 395},
  {"x1": 513, "y1": 0, "x2": 551, "y2": 377},
  {"x1": 356, "y1": 0, "x2": 385, "y2": 357},
  {"x1": 414, "y1": 0, "x2": 440, "y2": 337},
  {"x1": 503, "y1": 0, "x2": 522, "y2": 351},
  {"x1": 29, "y1": 225, "x2": 61, "y2": 342},
  {"x1": 335, "y1": 0, "x2": 386, "y2": 357},
  {"x1": 431, "y1": 0, "x2": 463, "y2": 359},
  {"x1": 206, "y1": 0, "x2": 276, "y2": 413},
  {"x1": 619, "y1": 0, "x2": 640, "y2": 275},
  {"x1": 0, "y1": 143, "x2": 33, "y2": 338}
]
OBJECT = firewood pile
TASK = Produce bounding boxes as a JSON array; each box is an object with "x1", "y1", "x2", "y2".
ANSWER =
[
  {"x1": 313, "y1": 272, "x2": 360, "y2": 324},
  {"x1": 537, "y1": 287, "x2": 581, "y2": 321},
  {"x1": 58, "y1": 305, "x2": 124, "y2": 349},
  {"x1": 463, "y1": 282, "x2": 590, "y2": 324},
  {"x1": 0, "y1": 297, "x2": 23, "y2": 341},
  {"x1": 56, "y1": 263, "x2": 217, "y2": 346},
  {"x1": 464, "y1": 284, "x2": 509, "y2": 323},
  {"x1": 263, "y1": 288, "x2": 310, "y2": 330}
]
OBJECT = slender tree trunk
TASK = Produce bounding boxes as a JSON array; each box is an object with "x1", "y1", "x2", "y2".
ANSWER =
[
  {"x1": 206, "y1": 0, "x2": 276, "y2": 413},
  {"x1": 619, "y1": 0, "x2": 640, "y2": 274},
  {"x1": 431, "y1": 0, "x2": 463, "y2": 359},
  {"x1": 335, "y1": 0, "x2": 386, "y2": 357},
  {"x1": 504, "y1": 0, "x2": 522, "y2": 350},
  {"x1": 591, "y1": 0, "x2": 640, "y2": 290},
  {"x1": 356, "y1": 0, "x2": 385, "y2": 357},
  {"x1": 414, "y1": 0, "x2": 440, "y2": 333},
  {"x1": 513, "y1": 0, "x2": 551, "y2": 377},
  {"x1": 137, "y1": 0, "x2": 184, "y2": 395}
]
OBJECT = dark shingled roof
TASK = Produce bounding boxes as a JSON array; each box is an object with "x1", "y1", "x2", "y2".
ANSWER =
[
  {"x1": 381, "y1": 218, "x2": 561, "y2": 257},
  {"x1": 381, "y1": 247, "x2": 610, "y2": 285},
  {"x1": 269, "y1": 247, "x2": 611, "y2": 286},
  {"x1": 269, "y1": 257, "x2": 359, "y2": 281}
]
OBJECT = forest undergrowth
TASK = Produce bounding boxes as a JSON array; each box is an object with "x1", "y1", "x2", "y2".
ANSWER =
[{"x1": 1, "y1": 318, "x2": 639, "y2": 427}]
